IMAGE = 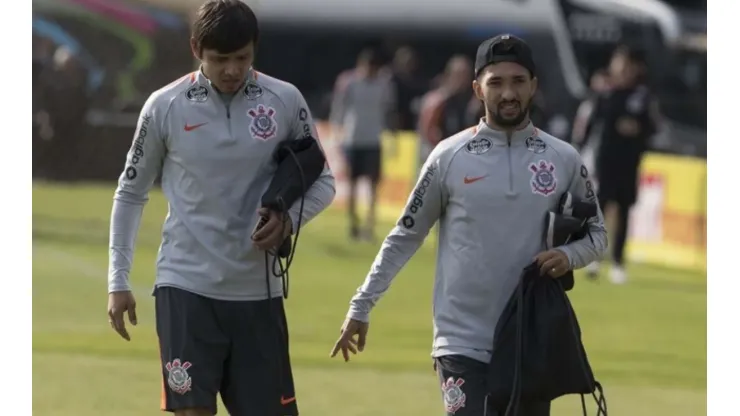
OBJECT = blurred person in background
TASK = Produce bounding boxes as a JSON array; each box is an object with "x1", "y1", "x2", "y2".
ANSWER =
[
  {"x1": 417, "y1": 55, "x2": 478, "y2": 169},
  {"x1": 36, "y1": 46, "x2": 90, "y2": 181},
  {"x1": 32, "y1": 36, "x2": 56, "y2": 89},
  {"x1": 388, "y1": 46, "x2": 428, "y2": 131},
  {"x1": 571, "y1": 68, "x2": 612, "y2": 175},
  {"x1": 106, "y1": 1, "x2": 335, "y2": 415},
  {"x1": 33, "y1": 35, "x2": 57, "y2": 178},
  {"x1": 571, "y1": 68, "x2": 612, "y2": 151},
  {"x1": 330, "y1": 47, "x2": 391, "y2": 110},
  {"x1": 584, "y1": 45, "x2": 660, "y2": 284},
  {"x1": 331, "y1": 34, "x2": 606, "y2": 416},
  {"x1": 330, "y1": 48, "x2": 396, "y2": 241}
]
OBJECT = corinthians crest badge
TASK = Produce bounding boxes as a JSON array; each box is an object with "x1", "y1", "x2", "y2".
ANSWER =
[
  {"x1": 165, "y1": 358, "x2": 193, "y2": 395},
  {"x1": 247, "y1": 104, "x2": 278, "y2": 141},
  {"x1": 529, "y1": 160, "x2": 558, "y2": 196}
]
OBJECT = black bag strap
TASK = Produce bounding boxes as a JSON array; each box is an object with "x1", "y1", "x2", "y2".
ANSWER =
[
  {"x1": 557, "y1": 280, "x2": 608, "y2": 416},
  {"x1": 507, "y1": 272, "x2": 526, "y2": 416},
  {"x1": 488, "y1": 269, "x2": 528, "y2": 416}
]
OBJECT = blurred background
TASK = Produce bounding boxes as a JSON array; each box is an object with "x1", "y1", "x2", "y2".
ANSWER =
[{"x1": 32, "y1": 0, "x2": 706, "y2": 415}]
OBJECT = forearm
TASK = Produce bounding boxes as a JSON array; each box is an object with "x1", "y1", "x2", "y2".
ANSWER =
[
  {"x1": 107, "y1": 91, "x2": 166, "y2": 293},
  {"x1": 288, "y1": 166, "x2": 336, "y2": 231},
  {"x1": 558, "y1": 153, "x2": 609, "y2": 269},
  {"x1": 347, "y1": 148, "x2": 446, "y2": 322},
  {"x1": 329, "y1": 106, "x2": 344, "y2": 127},
  {"x1": 329, "y1": 92, "x2": 348, "y2": 127},
  {"x1": 348, "y1": 225, "x2": 432, "y2": 322},
  {"x1": 108, "y1": 196, "x2": 145, "y2": 292},
  {"x1": 558, "y1": 222, "x2": 608, "y2": 270}
]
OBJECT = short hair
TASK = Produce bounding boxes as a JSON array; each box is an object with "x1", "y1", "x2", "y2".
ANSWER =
[
  {"x1": 613, "y1": 45, "x2": 646, "y2": 66},
  {"x1": 357, "y1": 48, "x2": 384, "y2": 68},
  {"x1": 192, "y1": 0, "x2": 259, "y2": 54}
]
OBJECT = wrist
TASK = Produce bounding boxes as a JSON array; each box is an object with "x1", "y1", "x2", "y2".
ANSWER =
[
  {"x1": 282, "y1": 212, "x2": 294, "y2": 237},
  {"x1": 554, "y1": 247, "x2": 573, "y2": 269},
  {"x1": 347, "y1": 309, "x2": 370, "y2": 323},
  {"x1": 108, "y1": 285, "x2": 132, "y2": 294}
]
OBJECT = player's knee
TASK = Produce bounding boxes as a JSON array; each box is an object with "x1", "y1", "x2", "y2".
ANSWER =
[{"x1": 173, "y1": 408, "x2": 212, "y2": 416}]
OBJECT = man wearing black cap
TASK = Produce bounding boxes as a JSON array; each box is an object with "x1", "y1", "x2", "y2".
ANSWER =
[{"x1": 331, "y1": 34, "x2": 606, "y2": 416}]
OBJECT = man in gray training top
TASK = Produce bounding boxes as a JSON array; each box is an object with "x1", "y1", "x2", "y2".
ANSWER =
[
  {"x1": 106, "y1": 1, "x2": 335, "y2": 415},
  {"x1": 330, "y1": 34, "x2": 606, "y2": 416},
  {"x1": 330, "y1": 48, "x2": 396, "y2": 241}
]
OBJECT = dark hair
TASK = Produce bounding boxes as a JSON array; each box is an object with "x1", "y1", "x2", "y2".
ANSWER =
[
  {"x1": 613, "y1": 45, "x2": 646, "y2": 66},
  {"x1": 192, "y1": 0, "x2": 259, "y2": 54},
  {"x1": 358, "y1": 48, "x2": 384, "y2": 68}
]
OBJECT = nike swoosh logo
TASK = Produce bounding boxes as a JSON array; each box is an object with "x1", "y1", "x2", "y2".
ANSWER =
[
  {"x1": 184, "y1": 122, "x2": 208, "y2": 131},
  {"x1": 464, "y1": 175, "x2": 487, "y2": 184},
  {"x1": 280, "y1": 396, "x2": 296, "y2": 405}
]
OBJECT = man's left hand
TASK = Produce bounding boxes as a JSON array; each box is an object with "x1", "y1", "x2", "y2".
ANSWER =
[
  {"x1": 535, "y1": 249, "x2": 570, "y2": 278},
  {"x1": 252, "y1": 208, "x2": 292, "y2": 251}
]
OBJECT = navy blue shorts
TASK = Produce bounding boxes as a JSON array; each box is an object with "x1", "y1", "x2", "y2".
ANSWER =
[
  {"x1": 435, "y1": 355, "x2": 551, "y2": 416},
  {"x1": 344, "y1": 147, "x2": 382, "y2": 183},
  {"x1": 155, "y1": 286, "x2": 298, "y2": 415}
]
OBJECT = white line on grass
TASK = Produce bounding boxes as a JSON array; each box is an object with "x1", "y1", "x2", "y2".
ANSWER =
[{"x1": 34, "y1": 244, "x2": 152, "y2": 299}]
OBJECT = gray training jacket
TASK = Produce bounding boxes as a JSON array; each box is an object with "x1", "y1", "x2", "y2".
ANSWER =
[
  {"x1": 108, "y1": 68, "x2": 335, "y2": 301},
  {"x1": 330, "y1": 72, "x2": 396, "y2": 149},
  {"x1": 347, "y1": 119, "x2": 607, "y2": 363}
]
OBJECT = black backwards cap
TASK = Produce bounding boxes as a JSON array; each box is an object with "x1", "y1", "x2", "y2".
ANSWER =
[{"x1": 474, "y1": 34, "x2": 536, "y2": 78}]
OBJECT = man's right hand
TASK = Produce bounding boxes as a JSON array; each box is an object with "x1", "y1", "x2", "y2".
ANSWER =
[
  {"x1": 108, "y1": 291, "x2": 137, "y2": 341},
  {"x1": 330, "y1": 318, "x2": 369, "y2": 362}
]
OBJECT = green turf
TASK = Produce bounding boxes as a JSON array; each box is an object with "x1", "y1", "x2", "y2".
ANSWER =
[{"x1": 32, "y1": 182, "x2": 707, "y2": 415}]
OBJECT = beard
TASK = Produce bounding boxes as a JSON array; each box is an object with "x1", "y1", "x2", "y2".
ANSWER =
[{"x1": 491, "y1": 98, "x2": 531, "y2": 128}]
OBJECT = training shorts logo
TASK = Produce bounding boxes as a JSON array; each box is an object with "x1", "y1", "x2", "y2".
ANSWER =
[
  {"x1": 529, "y1": 160, "x2": 557, "y2": 196},
  {"x1": 165, "y1": 358, "x2": 193, "y2": 395},
  {"x1": 247, "y1": 104, "x2": 278, "y2": 141},
  {"x1": 442, "y1": 376, "x2": 466, "y2": 414}
]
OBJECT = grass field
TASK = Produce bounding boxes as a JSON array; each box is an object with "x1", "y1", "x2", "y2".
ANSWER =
[{"x1": 32, "y1": 182, "x2": 707, "y2": 415}]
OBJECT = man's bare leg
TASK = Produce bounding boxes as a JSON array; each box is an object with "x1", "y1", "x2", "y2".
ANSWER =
[
  {"x1": 348, "y1": 178, "x2": 360, "y2": 240},
  {"x1": 608, "y1": 202, "x2": 630, "y2": 284},
  {"x1": 365, "y1": 180, "x2": 379, "y2": 242}
]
